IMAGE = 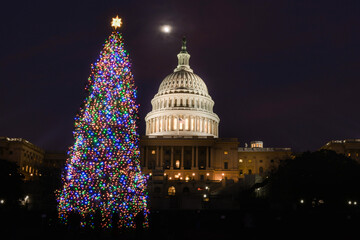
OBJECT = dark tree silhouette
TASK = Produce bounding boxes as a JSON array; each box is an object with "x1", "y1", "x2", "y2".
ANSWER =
[
  {"x1": 0, "y1": 159, "x2": 24, "y2": 207},
  {"x1": 265, "y1": 150, "x2": 360, "y2": 210}
]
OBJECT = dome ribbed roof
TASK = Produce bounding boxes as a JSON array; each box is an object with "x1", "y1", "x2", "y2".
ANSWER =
[{"x1": 155, "y1": 70, "x2": 210, "y2": 97}]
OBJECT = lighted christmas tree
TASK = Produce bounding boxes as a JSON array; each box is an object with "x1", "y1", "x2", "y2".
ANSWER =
[{"x1": 57, "y1": 16, "x2": 149, "y2": 229}]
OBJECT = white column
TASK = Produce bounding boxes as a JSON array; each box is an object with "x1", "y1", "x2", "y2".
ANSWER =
[
  {"x1": 155, "y1": 117, "x2": 158, "y2": 132},
  {"x1": 169, "y1": 116, "x2": 172, "y2": 131},
  {"x1": 197, "y1": 117, "x2": 200, "y2": 132},
  {"x1": 151, "y1": 119, "x2": 154, "y2": 133},
  {"x1": 160, "y1": 116, "x2": 163, "y2": 132}
]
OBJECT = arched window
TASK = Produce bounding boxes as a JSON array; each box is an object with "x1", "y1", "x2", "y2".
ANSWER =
[
  {"x1": 175, "y1": 160, "x2": 180, "y2": 169},
  {"x1": 168, "y1": 186, "x2": 176, "y2": 196}
]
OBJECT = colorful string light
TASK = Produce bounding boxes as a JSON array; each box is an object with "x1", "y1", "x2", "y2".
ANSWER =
[{"x1": 57, "y1": 27, "x2": 149, "y2": 229}]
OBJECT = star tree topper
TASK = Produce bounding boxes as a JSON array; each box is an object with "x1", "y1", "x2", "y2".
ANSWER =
[{"x1": 111, "y1": 15, "x2": 122, "y2": 30}]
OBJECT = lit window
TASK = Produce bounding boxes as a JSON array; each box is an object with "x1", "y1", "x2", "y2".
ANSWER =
[
  {"x1": 174, "y1": 118, "x2": 177, "y2": 130},
  {"x1": 179, "y1": 119, "x2": 183, "y2": 130},
  {"x1": 151, "y1": 150, "x2": 156, "y2": 155},
  {"x1": 224, "y1": 151, "x2": 228, "y2": 155},
  {"x1": 348, "y1": 153, "x2": 351, "y2": 157},
  {"x1": 175, "y1": 160, "x2": 180, "y2": 168},
  {"x1": 168, "y1": 186, "x2": 176, "y2": 196},
  {"x1": 239, "y1": 159, "x2": 243, "y2": 163}
]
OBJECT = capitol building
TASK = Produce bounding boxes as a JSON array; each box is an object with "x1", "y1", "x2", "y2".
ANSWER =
[
  {"x1": 139, "y1": 38, "x2": 292, "y2": 208},
  {"x1": 145, "y1": 38, "x2": 220, "y2": 138}
]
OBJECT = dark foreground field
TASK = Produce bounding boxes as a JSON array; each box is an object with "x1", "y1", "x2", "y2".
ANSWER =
[{"x1": 1, "y1": 207, "x2": 359, "y2": 240}]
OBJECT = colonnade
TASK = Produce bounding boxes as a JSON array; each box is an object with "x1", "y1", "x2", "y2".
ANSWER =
[
  {"x1": 146, "y1": 115, "x2": 218, "y2": 137},
  {"x1": 142, "y1": 146, "x2": 211, "y2": 170},
  {"x1": 152, "y1": 96, "x2": 213, "y2": 112}
]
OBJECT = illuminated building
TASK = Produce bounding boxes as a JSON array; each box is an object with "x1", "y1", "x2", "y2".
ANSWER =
[
  {"x1": 238, "y1": 141, "x2": 292, "y2": 176},
  {"x1": 321, "y1": 139, "x2": 360, "y2": 162},
  {"x1": 145, "y1": 37, "x2": 220, "y2": 138},
  {"x1": 0, "y1": 137, "x2": 44, "y2": 180},
  {"x1": 140, "y1": 39, "x2": 292, "y2": 208}
]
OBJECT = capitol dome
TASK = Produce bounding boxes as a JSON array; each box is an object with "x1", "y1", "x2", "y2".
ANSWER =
[{"x1": 145, "y1": 37, "x2": 220, "y2": 138}]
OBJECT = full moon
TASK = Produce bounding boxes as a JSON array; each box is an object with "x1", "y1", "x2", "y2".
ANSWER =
[{"x1": 161, "y1": 25, "x2": 172, "y2": 33}]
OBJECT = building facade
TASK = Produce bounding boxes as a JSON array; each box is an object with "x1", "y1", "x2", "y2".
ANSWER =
[
  {"x1": 238, "y1": 141, "x2": 292, "y2": 177},
  {"x1": 140, "y1": 39, "x2": 292, "y2": 209},
  {"x1": 321, "y1": 139, "x2": 360, "y2": 162},
  {"x1": 140, "y1": 136, "x2": 239, "y2": 181},
  {"x1": 0, "y1": 137, "x2": 45, "y2": 180}
]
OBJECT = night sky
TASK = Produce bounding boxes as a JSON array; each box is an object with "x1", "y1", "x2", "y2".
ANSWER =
[{"x1": 1, "y1": 0, "x2": 359, "y2": 153}]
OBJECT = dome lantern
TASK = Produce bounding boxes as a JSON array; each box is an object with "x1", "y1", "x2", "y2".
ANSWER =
[{"x1": 174, "y1": 36, "x2": 193, "y2": 73}]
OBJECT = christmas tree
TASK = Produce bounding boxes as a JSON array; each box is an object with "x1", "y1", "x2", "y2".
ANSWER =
[{"x1": 57, "y1": 16, "x2": 149, "y2": 229}]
